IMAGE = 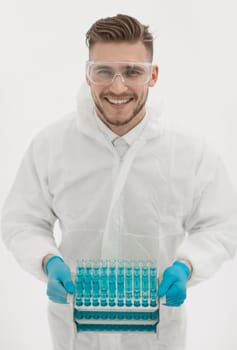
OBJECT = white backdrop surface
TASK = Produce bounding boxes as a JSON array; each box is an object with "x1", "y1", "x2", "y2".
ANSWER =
[{"x1": 1, "y1": 1, "x2": 237, "y2": 349}]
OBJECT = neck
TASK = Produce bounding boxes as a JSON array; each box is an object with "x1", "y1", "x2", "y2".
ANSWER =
[
  {"x1": 96, "y1": 110, "x2": 146, "y2": 136},
  {"x1": 104, "y1": 123, "x2": 136, "y2": 136}
]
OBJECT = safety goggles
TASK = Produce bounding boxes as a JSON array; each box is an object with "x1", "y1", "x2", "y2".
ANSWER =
[{"x1": 86, "y1": 61, "x2": 153, "y2": 86}]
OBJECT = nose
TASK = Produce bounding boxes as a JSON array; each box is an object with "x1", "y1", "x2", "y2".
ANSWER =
[{"x1": 109, "y1": 74, "x2": 129, "y2": 94}]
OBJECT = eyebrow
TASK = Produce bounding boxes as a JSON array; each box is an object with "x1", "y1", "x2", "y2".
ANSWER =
[
  {"x1": 93, "y1": 63, "x2": 147, "y2": 69},
  {"x1": 94, "y1": 64, "x2": 113, "y2": 69}
]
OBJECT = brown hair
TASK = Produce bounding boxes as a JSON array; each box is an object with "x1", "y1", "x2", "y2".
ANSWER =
[{"x1": 86, "y1": 14, "x2": 154, "y2": 60}]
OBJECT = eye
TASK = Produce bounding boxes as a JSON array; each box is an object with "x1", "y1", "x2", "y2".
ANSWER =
[
  {"x1": 94, "y1": 66, "x2": 114, "y2": 77},
  {"x1": 124, "y1": 66, "x2": 145, "y2": 78}
]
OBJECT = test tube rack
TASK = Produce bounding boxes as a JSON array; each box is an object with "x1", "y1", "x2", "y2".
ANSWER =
[{"x1": 74, "y1": 259, "x2": 159, "y2": 333}]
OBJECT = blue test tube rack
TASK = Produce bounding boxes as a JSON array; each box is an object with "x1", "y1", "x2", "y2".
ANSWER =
[{"x1": 74, "y1": 259, "x2": 159, "y2": 333}]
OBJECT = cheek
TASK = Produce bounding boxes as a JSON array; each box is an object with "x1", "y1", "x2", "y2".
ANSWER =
[
  {"x1": 132, "y1": 87, "x2": 144, "y2": 99},
  {"x1": 93, "y1": 86, "x2": 104, "y2": 97},
  {"x1": 90, "y1": 87, "x2": 101, "y2": 100},
  {"x1": 92, "y1": 90, "x2": 107, "y2": 108},
  {"x1": 139, "y1": 87, "x2": 148, "y2": 99}
]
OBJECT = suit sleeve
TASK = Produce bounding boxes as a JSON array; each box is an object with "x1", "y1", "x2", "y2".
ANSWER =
[
  {"x1": 1, "y1": 138, "x2": 62, "y2": 281},
  {"x1": 176, "y1": 144, "x2": 237, "y2": 286}
]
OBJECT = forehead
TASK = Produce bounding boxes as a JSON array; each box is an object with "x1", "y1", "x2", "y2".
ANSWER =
[{"x1": 89, "y1": 41, "x2": 151, "y2": 62}]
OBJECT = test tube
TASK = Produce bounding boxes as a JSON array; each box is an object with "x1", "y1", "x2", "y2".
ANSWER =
[
  {"x1": 75, "y1": 263, "x2": 84, "y2": 306},
  {"x1": 84, "y1": 261, "x2": 92, "y2": 306},
  {"x1": 109, "y1": 260, "x2": 116, "y2": 307},
  {"x1": 133, "y1": 264, "x2": 141, "y2": 307},
  {"x1": 117, "y1": 260, "x2": 125, "y2": 306},
  {"x1": 149, "y1": 261, "x2": 157, "y2": 307},
  {"x1": 92, "y1": 260, "x2": 100, "y2": 306},
  {"x1": 100, "y1": 261, "x2": 108, "y2": 306},
  {"x1": 142, "y1": 262, "x2": 148, "y2": 307},
  {"x1": 125, "y1": 261, "x2": 132, "y2": 306}
]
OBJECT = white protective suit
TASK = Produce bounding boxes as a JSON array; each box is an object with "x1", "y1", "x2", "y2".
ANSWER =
[{"x1": 2, "y1": 88, "x2": 237, "y2": 350}]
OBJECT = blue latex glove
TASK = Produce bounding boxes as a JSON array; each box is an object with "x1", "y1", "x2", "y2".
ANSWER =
[
  {"x1": 158, "y1": 261, "x2": 190, "y2": 307},
  {"x1": 46, "y1": 256, "x2": 75, "y2": 304}
]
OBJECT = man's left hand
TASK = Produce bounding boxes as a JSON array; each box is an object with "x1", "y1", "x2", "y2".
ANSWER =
[{"x1": 158, "y1": 261, "x2": 191, "y2": 307}]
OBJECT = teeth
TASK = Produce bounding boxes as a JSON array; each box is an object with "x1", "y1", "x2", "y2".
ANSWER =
[{"x1": 107, "y1": 98, "x2": 130, "y2": 105}]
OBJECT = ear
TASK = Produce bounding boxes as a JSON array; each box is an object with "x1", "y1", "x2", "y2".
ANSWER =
[{"x1": 149, "y1": 65, "x2": 159, "y2": 87}]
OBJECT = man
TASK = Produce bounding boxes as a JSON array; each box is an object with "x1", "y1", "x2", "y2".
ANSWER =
[{"x1": 2, "y1": 13, "x2": 237, "y2": 350}]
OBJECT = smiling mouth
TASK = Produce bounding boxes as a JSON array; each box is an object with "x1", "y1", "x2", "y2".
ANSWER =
[{"x1": 104, "y1": 97, "x2": 133, "y2": 105}]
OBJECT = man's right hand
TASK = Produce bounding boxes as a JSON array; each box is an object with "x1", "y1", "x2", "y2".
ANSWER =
[{"x1": 44, "y1": 256, "x2": 74, "y2": 303}]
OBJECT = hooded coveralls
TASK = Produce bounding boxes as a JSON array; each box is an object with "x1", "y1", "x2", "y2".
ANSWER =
[{"x1": 2, "y1": 93, "x2": 237, "y2": 350}]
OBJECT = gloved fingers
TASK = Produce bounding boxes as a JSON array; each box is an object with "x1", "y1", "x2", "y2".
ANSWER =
[
  {"x1": 48, "y1": 292, "x2": 73, "y2": 304},
  {"x1": 158, "y1": 274, "x2": 177, "y2": 297},
  {"x1": 163, "y1": 298, "x2": 185, "y2": 307},
  {"x1": 47, "y1": 279, "x2": 69, "y2": 304},
  {"x1": 63, "y1": 279, "x2": 75, "y2": 294},
  {"x1": 167, "y1": 282, "x2": 186, "y2": 298},
  {"x1": 55, "y1": 265, "x2": 75, "y2": 294},
  {"x1": 163, "y1": 282, "x2": 186, "y2": 306}
]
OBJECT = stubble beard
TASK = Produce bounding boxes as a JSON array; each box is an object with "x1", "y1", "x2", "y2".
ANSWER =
[{"x1": 93, "y1": 90, "x2": 149, "y2": 127}]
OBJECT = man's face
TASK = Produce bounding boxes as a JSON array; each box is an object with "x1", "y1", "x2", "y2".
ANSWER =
[{"x1": 86, "y1": 41, "x2": 159, "y2": 135}]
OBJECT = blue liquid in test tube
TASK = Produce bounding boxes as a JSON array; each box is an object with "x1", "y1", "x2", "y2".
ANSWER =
[
  {"x1": 142, "y1": 263, "x2": 148, "y2": 307},
  {"x1": 84, "y1": 263, "x2": 92, "y2": 306},
  {"x1": 92, "y1": 261, "x2": 100, "y2": 306},
  {"x1": 76, "y1": 264, "x2": 84, "y2": 306},
  {"x1": 100, "y1": 262, "x2": 108, "y2": 306},
  {"x1": 117, "y1": 261, "x2": 125, "y2": 306},
  {"x1": 134, "y1": 265, "x2": 141, "y2": 307},
  {"x1": 109, "y1": 261, "x2": 116, "y2": 307},
  {"x1": 125, "y1": 262, "x2": 132, "y2": 306},
  {"x1": 149, "y1": 262, "x2": 157, "y2": 307}
]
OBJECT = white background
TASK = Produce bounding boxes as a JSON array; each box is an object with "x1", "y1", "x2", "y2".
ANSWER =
[{"x1": 1, "y1": 0, "x2": 237, "y2": 349}]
